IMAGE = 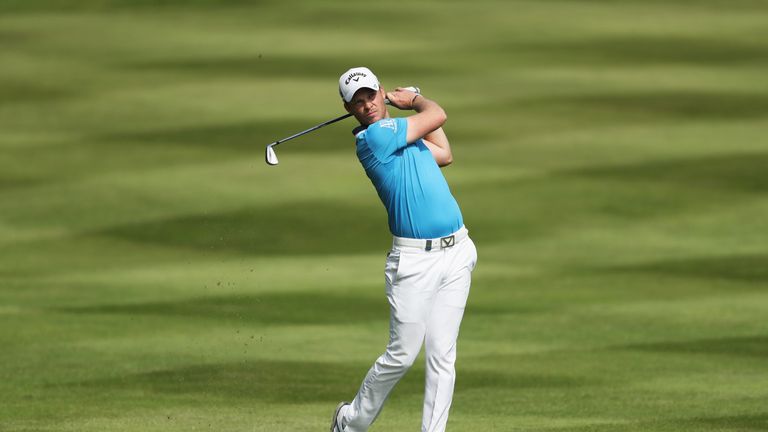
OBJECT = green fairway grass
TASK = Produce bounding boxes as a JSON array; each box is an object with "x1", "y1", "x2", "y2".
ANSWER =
[{"x1": 2, "y1": 0, "x2": 768, "y2": 431}]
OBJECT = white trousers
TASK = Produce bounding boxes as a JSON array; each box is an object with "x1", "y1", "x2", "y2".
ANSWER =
[{"x1": 342, "y1": 227, "x2": 477, "y2": 432}]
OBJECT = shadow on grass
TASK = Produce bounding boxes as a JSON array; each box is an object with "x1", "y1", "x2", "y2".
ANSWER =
[
  {"x1": 601, "y1": 253, "x2": 768, "y2": 284},
  {"x1": 618, "y1": 335, "x2": 768, "y2": 358},
  {"x1": 0, "y1": 79, "x2": 79, "y2": 105},
  {"x1": 538, "y1": 413, "x2": 768, "y2": 431},
  {"x1": 1, "y1": 116, "x2": 361, "y2": 191},
  {"x1": 96, "y1": 201, "x2": 389, "y2": 256},
  {"x1": 510, "y1": 35, "x2": 768, "y2": 67},
  {"x1": 688, "y1": 414, "x2": 768, "y2": 429},
  {"x1": 0, "y1": 175, "x2": 49, "y2": 191},
  {"x1": 0, "y1": 0, "x2": 272, "y2": 12},
  {"x1": 59, "y1": 292, "x2": 388, "y2": 325},
  {"x1": 568, "y1": 152, "x2": 768, "y2": 192},
  {"x1": 80, "y1": 359, "x2": 585, "y2": 403},
  {"x1": 522, "y1": 91, "x2": 768, "y2": 122},
  {"x1": 99, "y1": 118, "x2": 355, "y2": 154},
  {"x1": 126, "y1": 54, "x2": 440, "y2": 80},
  {"x1": 456, "y1": 152, "x2": 768, "y2": 245},
  {"x1": 60, "y1": 290, "x2": 522, "y2": 325}
]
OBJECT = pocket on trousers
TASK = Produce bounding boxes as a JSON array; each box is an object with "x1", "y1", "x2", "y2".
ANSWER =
[
  {"x1": 467, "y1": 238, "x2": 478, "y2": 271},
  {"x1": 384, "y1": 249, "x2": 401, "y2": 293}
]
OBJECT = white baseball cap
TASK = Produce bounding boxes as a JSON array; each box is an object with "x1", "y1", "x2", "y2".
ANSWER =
[{"x1": 339, "y1": 66, "x2": 380, "y2": 102}]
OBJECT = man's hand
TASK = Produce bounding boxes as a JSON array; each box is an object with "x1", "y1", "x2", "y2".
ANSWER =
[{"x1": 385, "y1": 87, "x2": 422, "y2": 110}]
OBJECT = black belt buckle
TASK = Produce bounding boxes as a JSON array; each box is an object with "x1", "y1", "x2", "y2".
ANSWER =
[{"x1": 440, "y1": 235, "x2": 455, "y2": 249}]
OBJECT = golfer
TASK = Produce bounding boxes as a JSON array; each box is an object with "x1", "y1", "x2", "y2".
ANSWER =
[{"x1": 331, "y1": 67, "x2": 478, "y2": 432}]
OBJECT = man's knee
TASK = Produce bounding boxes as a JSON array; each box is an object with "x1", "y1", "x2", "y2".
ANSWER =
[
  {"x1": 380, "y1": 346, "x2": 419, "y2": 371},
  {"x1": 425, "y1": 344, "x2": 457, "y2": 370}
]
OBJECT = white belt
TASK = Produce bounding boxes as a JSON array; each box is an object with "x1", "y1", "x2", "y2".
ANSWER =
[{"x1": 393, "y1": 226, "x2": 468, "y2": 251}]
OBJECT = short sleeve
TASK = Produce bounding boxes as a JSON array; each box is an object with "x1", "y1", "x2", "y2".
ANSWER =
[{"x1": 364, "y1": 118, "x2": 408, "y2": 161}]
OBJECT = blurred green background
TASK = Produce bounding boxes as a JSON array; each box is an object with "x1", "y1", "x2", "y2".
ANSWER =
[{"x1": 1, "y1": 1, "x2": 767, "y2": 431}]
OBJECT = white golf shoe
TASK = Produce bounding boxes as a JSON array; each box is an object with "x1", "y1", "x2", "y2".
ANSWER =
[{"x1": 330, "y1": 401, "x2": 349, "y2": 432}]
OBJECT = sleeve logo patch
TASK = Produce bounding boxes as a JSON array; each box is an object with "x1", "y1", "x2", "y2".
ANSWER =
[{"x1": 380, "y1": 119, "x2": 397, "y2": 132}]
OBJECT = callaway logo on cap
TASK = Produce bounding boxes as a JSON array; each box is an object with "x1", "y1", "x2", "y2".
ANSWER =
[{"x1": 339, "y1": 67, "x2": 380, "y2": 102}]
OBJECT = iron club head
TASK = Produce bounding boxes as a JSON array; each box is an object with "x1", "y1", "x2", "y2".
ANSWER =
[{"x1": 265, "y1": 144, "x2": 279, "y2": 166}]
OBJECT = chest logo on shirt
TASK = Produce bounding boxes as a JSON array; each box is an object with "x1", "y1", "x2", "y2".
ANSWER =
[{"x1": 380, "y1": 119, "x2": 397, "y2": 132}]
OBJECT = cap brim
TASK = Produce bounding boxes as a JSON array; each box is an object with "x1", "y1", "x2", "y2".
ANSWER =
[{"x1": 343, "y1": 83, "x2": 379, "y2": 102}]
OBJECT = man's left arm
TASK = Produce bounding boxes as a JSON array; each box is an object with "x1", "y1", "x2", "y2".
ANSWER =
[
  {"x1": 423, "y1": 127, "x2": 453, "y2": 167},
  {"x1": 385, "y1": 87, "x2": 453, "y2": 167}
]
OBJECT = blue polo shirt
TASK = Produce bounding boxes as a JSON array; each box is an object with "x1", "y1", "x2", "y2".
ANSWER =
[{"x1": 355, "y1": 117, "x2": 463, "y2": 239}]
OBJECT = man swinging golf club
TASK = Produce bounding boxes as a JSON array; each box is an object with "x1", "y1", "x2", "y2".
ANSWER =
[{"x1": 330, "y1": 67, "x2": 478, "y2": 432}]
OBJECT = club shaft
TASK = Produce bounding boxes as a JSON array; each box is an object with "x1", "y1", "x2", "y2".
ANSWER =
[{"x1": 271, "y1": 113, "x2": 352, "y2": 147}]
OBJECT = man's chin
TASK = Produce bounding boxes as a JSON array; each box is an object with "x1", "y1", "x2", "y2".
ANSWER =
[{"x1": 356, "y1": 110, "x2": 386, "y2": 126}]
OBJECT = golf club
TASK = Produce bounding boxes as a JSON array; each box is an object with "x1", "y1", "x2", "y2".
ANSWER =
[{"x1": 265, "y1": 86, "x2": 419, "y2": 166}]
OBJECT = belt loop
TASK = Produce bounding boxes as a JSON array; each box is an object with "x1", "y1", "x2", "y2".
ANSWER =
[{"x1": 425, "y1": 239, "x2": 432, "y2": 251}]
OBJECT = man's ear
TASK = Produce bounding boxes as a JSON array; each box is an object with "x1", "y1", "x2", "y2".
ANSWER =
[{"x1": 343, "y1": 101, "x2": 351, "y2": 114}]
